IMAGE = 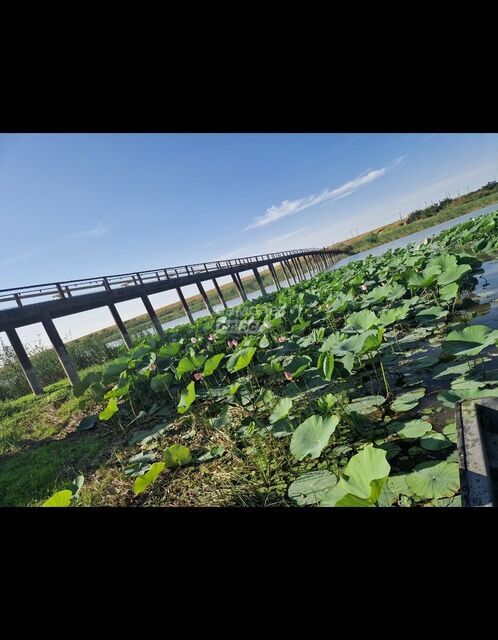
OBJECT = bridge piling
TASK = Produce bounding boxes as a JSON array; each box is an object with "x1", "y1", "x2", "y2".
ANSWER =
[
  {"x1": 297, "y1": 257, "x2": 306, "y2": 281},
  {"x1": 285, "y1": 259, "x2": 298, "y2": 285},
  {"x1": 141, "y1": 295, "x2": 165, "y2": 337},
  {"x1": 297, "y1": 256, "x2": 307, "y2": 280},
  {"x1": 253, "y1": 268, "x2": 267, "y2": 295},
  {"x1": 176, "y1": 287, "x2": 194, "y2": 324},
  {"x1": 269, "y1": 263, "x2": 281, "y2": 290},
  {"x1": 41, "y1": 314, "x2": 80, "y2": 387},
  {"x1": 303, "y1": 255, "x2": 313, "y2": 276},
  {"x1": 212, "y1": 278, "x2": 228, "y2": 309},
  {"x1": 197, "y1": 281, "x2": 214, "y2": 315},
  {"x1": 290, "y1": 259, "x2": 301, "y2": 283},
  {"x1": 108, "y1": 303, "x2": 133, "y2": 349},
  {"x1": 232, "y1": 272, "x2": 248, "y2": 302},
  {"x1": 237, "y1": 273, "x2": 248, "y2": 300},
  {"x1": 280, "y1": 261, "x2": 292, "y2": 287},
  {"x1": 5, "y1": 328, "x2": 44, "y2": 395}
]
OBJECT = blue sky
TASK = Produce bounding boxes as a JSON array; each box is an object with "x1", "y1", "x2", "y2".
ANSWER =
[{"x1": 1, "y1": 133, "x2": 498, "y2": 346}]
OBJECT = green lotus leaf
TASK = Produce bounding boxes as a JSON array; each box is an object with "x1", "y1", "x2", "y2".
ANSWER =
[
  {"x1": 346, "y1": 395, "x2": 386, "y2": 415},
  {"x1": 228, "y1": 347, "x2": 257, "y2": 372},
  {"x1": 164, "y1": 444, "x2": 192, "y2": 468},
  {"x1": 320, "y1": 446, "x2": 390, "y2": 507},
  {"x1": 377, "y1": 473, "x2": 413, "y2": 506},
  {"x1": 416, "y1": 306, "x2": 448, "y2": 322},
  {"x1": 133, "y1": 461, "x2": 166, "y2": 495},
  {"x1": 290, "y1": 414, "x2": 339, "y2": 460},
  {"x1": 437, "y1": 385, "x2": 498, "y2": 408},
  {"x1": 98, "y1": 397, "x2": 119, "y2": 421},
  {"x1": 437, "y1": 263, "x2": 471, "y2": 287},
  {"x1": 407, "y1": 265, "x2": 441, "y2": 289},
  {"x1": 420, "y1": 431, "x2": 453, "y2": 451},
  {"x1": 428, "y1": 253, "x2": 458, "y2": 272},
  {"x1": 328, "y1": 292, "x2": 353, "y2": 314},
  {"x1": 345, "y1": 310, "x2": 380, "y2": 332},
  {"x1": 42, "y1": 490, "x2": 73, "y2": 507},
  {"x1": 391, "y1": 388, "x2": 425, "y2": 412},
  {"x1": 177, "y1": 381, "x2": 196, "y2": 414},
  {"x1": 442, "y1": 422, "x2": 458, "y2": 444},
  {"x1": 284, "y1": 355, "x2": 312, "y2": 377},
  {"x1": 288, "y1": 470, "x2": 337, "y2": 506},
  {"x1": 388, "y1": 418, "x2": 432, "y2": 439},
  {"x1": 439, "y1": 282, "x2": 459, "y2": 301},
  {"x1": 405, "y1": 460, "x2": 460, "y2": 500},
  {"x1": 269, "y1": 397, "x2": 293, "y2": 423},
  {"x1": 317, "y1": 352, "x2": 335, "y2": 381},
  {"x1": 378, "y1": 303, "x2": 410, "y2": 326},
  {"x1": 202, "y1": 353, "x2": 225, "y2": 376},
  {"x1": 442, "y1": 325, "x2": 498, "y2": 357}
]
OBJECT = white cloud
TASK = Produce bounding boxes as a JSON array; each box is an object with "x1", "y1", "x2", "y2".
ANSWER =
[
  {"x1": 244, "y1": 157, "x2": 405, "y2": 231},
  {"x1": 290, "y1": 154, "x2": 498, "y2": 249}
]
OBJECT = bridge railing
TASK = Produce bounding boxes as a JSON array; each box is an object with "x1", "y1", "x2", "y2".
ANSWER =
[{"x1": 0, "y1": 248, "x2": 326, "y2": 311}]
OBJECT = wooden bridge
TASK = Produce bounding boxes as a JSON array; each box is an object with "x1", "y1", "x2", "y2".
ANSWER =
[{"x1": 0, "y1": 248, "x2": 341, "y2": 394}]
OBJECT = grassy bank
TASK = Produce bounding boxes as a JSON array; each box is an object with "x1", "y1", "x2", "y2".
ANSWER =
[{"x1": 330, "y1": 183, "x2": 498, "y2": 255}]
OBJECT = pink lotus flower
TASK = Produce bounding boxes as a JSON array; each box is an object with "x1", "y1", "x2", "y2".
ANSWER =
[
  {"x1": 228, "y1": 339, "x2": 238, "y2": 348},
  {"x1": 284, "y1": 371, "x2": 293, "y2": 381},
  {"x1": 190, "y1": 337, "x2": 198, "y2": 344},
  {"x1": 278, "y1": 336, "x2": 286, "y2": 343},
  {"x1": 193, "y1": 372, "x2": 203, "y2": 381},
  {"x1": 148, "y1": 363, "x2": 157, "y2": 372},
  {"x1": 360, "y1": 284, "x2": 368, "y2": 291},
  {"x1": 208, "y1": 333, "x2": 215, "y2": 341}
]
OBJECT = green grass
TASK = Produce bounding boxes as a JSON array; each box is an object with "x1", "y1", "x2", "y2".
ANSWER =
[
  {"x1": 0, "y1": 430, "x2": 109, "y2": 507},
  {"x1": 0, "y1": 366, "x2": 121, "y2": 506}
]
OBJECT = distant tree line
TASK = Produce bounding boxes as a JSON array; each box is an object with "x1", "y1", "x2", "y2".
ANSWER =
[{"x1": 404, "y1": 181, "x2": 498, "y2": 224}]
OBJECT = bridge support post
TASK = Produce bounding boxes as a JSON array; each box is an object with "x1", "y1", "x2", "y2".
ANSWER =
[
  {"x1": 176, "y1": 287, "x2": 194, "y2": 324},
  {"x1": 291, "y1": 258, "x2": 303, "y2": 282},
  {"x1": 108, "y1": 303, "x2": 133, "y2": 349},
  {"x1": 5, "y1": 328, "x2": 44, "y2": 395},
  {"x1": 285, "y1": 259, "x2": 298, "y2": 285},
  {"x1": 212, "y1": 278, "x2": 227, "y2": 309},
  {"x1": 197, "y1": 281, "x2": 214, "y2": 315},
  {"x1": 280, "y1": 261, "x2": 292, "y2": 287},
  {"x1": 232, "y1": 272, "x2": 248, "y2": 302},
  {"x1": 297, "y1": 257, "x2": 307, "y2": 280},
  {"x1": 303, "y1": 255, "x2": 314, "y2": 276},
  {"x1": 41, "y1": 314, "x2": 80, "y2": 387},
  {"x1": 297, "y1": 257, "x2": 306, "y2": 281},
  {"x1": 141, "y1": 295, "x2": 164, "y2": 337},
  {"x1": 252, "y1": 268, "x2": 267, "y2": 295},
  {"x1": 269, "y1": 263, "x2": 281, "y2": 290}
]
